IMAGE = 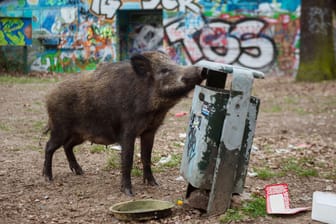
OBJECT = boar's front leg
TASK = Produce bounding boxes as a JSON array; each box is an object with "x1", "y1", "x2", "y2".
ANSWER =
[
  {"x1": 120, "y1": 132, "x2": 136, "y2": 196},
  {"x1": 141, "y1": 130, "x2": 158, "y2": 186}
]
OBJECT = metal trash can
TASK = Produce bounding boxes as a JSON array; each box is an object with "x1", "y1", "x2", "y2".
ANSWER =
[{"x1": 180, "y1": 61, "x2": 264, "y2": 215}]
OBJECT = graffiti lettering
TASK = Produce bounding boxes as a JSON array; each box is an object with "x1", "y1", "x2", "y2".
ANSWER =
[
  {"x1": 165, "y1": 18, "x2": 203, "y2": 62},
  {"x1": 90, "y1": 0, "x2": 122, "y2": 19},
  {"x1": 165, "y1": 17, "x2": 277, "y2": 70},
  {"x1": 142, "y1": 0, "x2": 201, "y2": 13},
  {"x1": 90, "y1": 0, "x2": 201, "y2": 19}
]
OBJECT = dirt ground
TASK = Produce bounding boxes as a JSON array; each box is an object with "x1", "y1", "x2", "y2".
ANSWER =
[{"x1": 0, "y1": 74, "x2": 335, "y2": 224}]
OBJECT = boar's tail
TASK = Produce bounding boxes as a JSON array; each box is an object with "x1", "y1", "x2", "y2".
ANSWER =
[{"x1": 38, "y1": 123, "x2": 51, "y2": 147}]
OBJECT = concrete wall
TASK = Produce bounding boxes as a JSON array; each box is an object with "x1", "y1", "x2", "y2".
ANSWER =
[{"x1": 0, "y1": 0, "x2": 301, "y2": 75}]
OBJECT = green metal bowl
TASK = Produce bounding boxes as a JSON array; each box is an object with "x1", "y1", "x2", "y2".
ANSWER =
[{"x1": 109, "y1": 199, "x2": 175, "y2": 221}]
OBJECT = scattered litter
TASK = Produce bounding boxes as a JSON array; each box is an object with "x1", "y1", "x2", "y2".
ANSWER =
[
  {"x1": 179, "y1": 133, "x2": 187, "y2": 139},
  {"x1": 325, "y1": 185, "x2": 333, "y2": 191},
  {"x1": 288, "y1": 143, "x2": 311, "y2": 150},
  {"x1": 175, "y1": 112, "x2": 187, "y2": 117},
  {"x1": 157, "y1": 155, "x2": 172, "y2": 165},
  {"x1": 247, "y1": 171, "x2": 258, "y2": 177},
  {"x1": 312, "y1": 191, "x2": 336, "y2": 224},
  {"x1": 179, "y1": 142, "x2": 185, "y2": 147},
  {"x1": 109, "y1": 145, "x2": 122, "y2": 151},
  {"x1": 175, "y1": 176, "x2": 184, "y2": 181},
  {"x1": 176, "y1": 199, "x2": 184, "y2": 206},
  {"x1": 293, "y1": 143, "x2": 310, "y2": 149},
  {"x1": 251, "y1": 145, "x2": 259, "y2": 151},
  {"x1": 264, "y1": 183, "x2": 310, "y2": 215},
  {"x1": 275, "y1": 148, "x2": 290, "y2": 154}
]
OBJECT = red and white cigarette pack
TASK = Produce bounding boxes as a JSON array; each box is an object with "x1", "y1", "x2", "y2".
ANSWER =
[{"x1": 264, "y1": 183, "x2": 310, "y2": 214}]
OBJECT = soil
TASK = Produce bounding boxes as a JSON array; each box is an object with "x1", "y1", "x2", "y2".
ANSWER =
[{"x1": 0, "y1": 74, "x2": 335, "y2": 224}]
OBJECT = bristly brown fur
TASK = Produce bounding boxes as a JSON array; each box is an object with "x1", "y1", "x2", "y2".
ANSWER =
[{"x1": 42, "y1": 51, "x2": 205, "y2": 196}]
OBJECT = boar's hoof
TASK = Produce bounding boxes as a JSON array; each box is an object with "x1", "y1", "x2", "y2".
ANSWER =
[
  {"x1": 143, "y1": 176, "x2": 158, "y2": 186},
  {"x1": 121, "y1": 186, "x2": 134, "y2": 196},
  {"x1": 70, "y1": 165, "x2": 84, "y2": 175},
  {"x1": 42, "y1": 168, "x2": 53, "y2": 181}
]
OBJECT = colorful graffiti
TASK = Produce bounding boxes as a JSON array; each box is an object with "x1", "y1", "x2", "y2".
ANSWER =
[
  {"x1": 164, "y1": 1, "x2": 300, "y2": 75},
  {"x1": 118, "y1": 10, "x2": 163, "y2": 59},
  {"x1": 165, "y1": 17, "x2": 278, "y2": 70},
  {"x1": 0, "y1": 17, "x2": 32, "y2": 46},
  {"x1": 30, "y1": 3, "x2": 116, "y2": 72},
  {"x1": 0, "y1": 0, "x2": 303, "y2": 76},
  {"x1": 90, "y1": 0, "x2": 201, "y2": 19}
]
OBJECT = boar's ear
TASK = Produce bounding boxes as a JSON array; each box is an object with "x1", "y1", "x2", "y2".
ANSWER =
[{"x1": 130, "y1": 54, "x2": 152, "y2": 76}]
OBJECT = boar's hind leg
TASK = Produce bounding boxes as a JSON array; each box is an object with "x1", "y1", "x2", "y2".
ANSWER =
[
  {"x1": 141, "y1": 130, "x2": 158, "y2": 186},
  {"x1": 63, "y1": 135, "x2": 84, "y2": 175},
  {"x1": 43, "y1": 133, "x2": 64, "y2": 181}
]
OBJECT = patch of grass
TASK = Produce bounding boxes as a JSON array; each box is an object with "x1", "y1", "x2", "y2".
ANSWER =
[
  {"x1": 0, "y1": 75, "x2": 58, "y2": 84},
  {"x1": 283, "y1": 96, "x2": 298, "y2": 105},
  {"x1": 33, "y1": 121, "x2": 45, "y2": 131},
  {"x1": 90, "y1": 145, "x2": 107, "y2": 153},
  {"x1": 171, "y1": 141, "x2": 184, "y2": 148},
  {"x1": 255, "y1": 167, "x2": 276, "y2": 180},
  {"x1": 324, "y1": 167, "x2": 336, "y2": 180},
  {"x1": 264, "y1": 104, "x2": 282, "y2": 113},
  {"x1": 220, "y1": 195, "x2": 266, "y2": 223},
  {"x1": 29, "y1": 144, "x2": 43, "y2": 152},
  {"x1": 280, "y1": 157, "x2": 318, "y2": 177},
  {"x1": 0, "y1": 123, "x2": 10, "y2": 131},
  {"x1": 152, "y1": 154, "x2": 182, "y2": 173},
  {"x1": 220, "y1": 208, "x2": 245, "y2": 223},
  {"x1": 105, "y1": 151, "x2": 120, "y2": 170},
  {"x1": 242, "y1": 195, "x2": 267, "y2": 218},
  {"x1": 161, "y1": 154, "x2": 182, "y2": 168},
  {"x1": 294, "y1": 107, "x2": 309, "y2": 115},
  {"x1": 131, "y1": 168, "x2": 143, "y2": 177},
  {"x1": 263, "y1": 144, "x2": 273, "y2": 152}
]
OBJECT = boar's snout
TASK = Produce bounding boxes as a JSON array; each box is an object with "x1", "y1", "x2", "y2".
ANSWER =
[{"x1": 181, "y1": 66, "x2": 205, "y2": 85}]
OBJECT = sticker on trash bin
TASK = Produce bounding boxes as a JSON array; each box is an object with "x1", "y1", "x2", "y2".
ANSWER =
[
  {"x1": 264, "y1": 183, "x2": 310, "y2": 214},
  {"x1": 201, "y1": 102, "x2": 210, "y2": 117}
]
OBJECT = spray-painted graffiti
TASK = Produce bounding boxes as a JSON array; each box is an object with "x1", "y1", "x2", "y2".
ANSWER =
[
  {"x1": 90, "y1": 0, "x2": 201, "y2": 19},
  {"x1": 131, "y1": 25, "x2": 163, "y2": 53},
  {"x1": 141, "y1": 0, "x2": 201, "y2": 13},
  {"x1": 273, "y1": 14, "x2": 300, "y2": 74},
  {"x1": 118, "y1": 10, "x2": 163, "y2": 59},
  {"x1": 0, "y1": 0, "x2": 302, "y2": 75},
  {"x1": 308, "y1": 7, "x2": 330, "y2": 35},
  {"x1": 90, "y1": 0, "x2": 122, "y2": 20},
  {"x1": 37, "y1": 7, "x2": 78, "y2": 46},
  {"x1": 0, "y1": 17, "x2": 32, "y2": 46},
  {"x1": 31, "y1": 49, "x2": 102, "y2": 73},
  {"x1": 30, "y1": 4, "x2": 116, "y2": 72},
  {"x1": 165, "y1": 17, "x2": 277, "y2": 70}
]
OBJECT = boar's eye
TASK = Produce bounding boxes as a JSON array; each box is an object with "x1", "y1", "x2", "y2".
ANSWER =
[{"x1": 160, "y1": 68, "x2": 170, "y2": 74}]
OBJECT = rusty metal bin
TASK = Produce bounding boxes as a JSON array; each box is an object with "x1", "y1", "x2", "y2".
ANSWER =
[{"x1": 180, "y1": 61, "x2": 264, "y2": 215}]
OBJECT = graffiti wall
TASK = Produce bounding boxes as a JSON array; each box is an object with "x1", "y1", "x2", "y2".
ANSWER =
[
  {"x1": 0, "y1": 0, "x2": 301, "y2": 76},
  {"x1": 163, "y1": 0, "x2": 300, "y2": 75},
  {"x1": 0, "y1": 17, "x2": 32, "y2": 46}
]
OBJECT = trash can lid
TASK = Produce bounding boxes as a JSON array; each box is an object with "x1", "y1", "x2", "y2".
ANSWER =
[{"x1": 195, "y1": 60, "x2": 265, "y2": 79}]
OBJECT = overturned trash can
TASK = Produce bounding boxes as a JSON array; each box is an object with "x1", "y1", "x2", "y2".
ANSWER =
[{"x1": 180, "y1": 61, "x2": 264, "y2": 215}]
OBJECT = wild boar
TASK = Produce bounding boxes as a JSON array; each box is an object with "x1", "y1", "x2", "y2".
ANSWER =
[{"x1": 42, "y1": 51, "x2": 205, "y2": 195}]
